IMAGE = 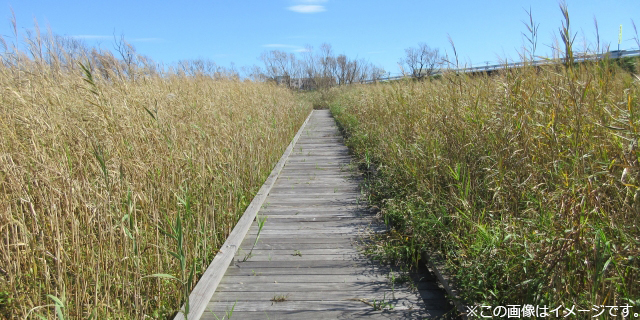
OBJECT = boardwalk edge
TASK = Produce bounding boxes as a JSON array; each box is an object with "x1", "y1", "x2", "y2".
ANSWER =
[
  {"x1": 421, "y1": 250, "x2": 469, "y2": 319},
  {"x1": 174, "y1": 110, "x2": 314, "y2": 320}
]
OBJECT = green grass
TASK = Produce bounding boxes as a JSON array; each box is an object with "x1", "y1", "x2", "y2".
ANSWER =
[{"x1": 330, "y1": 57, "x2": 640, "y2": 313}]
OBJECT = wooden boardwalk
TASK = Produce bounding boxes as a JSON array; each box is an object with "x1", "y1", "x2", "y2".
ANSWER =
[{"x1": 184, "y1": 110, "x2": 453, "y2": 319}]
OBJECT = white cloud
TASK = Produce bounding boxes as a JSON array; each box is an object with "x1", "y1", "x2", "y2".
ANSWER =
[
  {"x1": 287, "y1": 5, "x2": 326, "y2": 13},
  {"x1": 262, "y1": 44, "x2": 310, "y2": 53},
  {"x1": 263, "y1": 44, "x2": 299, "y2": 48}
]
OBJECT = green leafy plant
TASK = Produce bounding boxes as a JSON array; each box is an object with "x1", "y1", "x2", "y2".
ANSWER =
[
  {"x1": 243, "y1": 215, "x2": 267, "y2": 262},
  {"x1": 209, "y1": 301, "x2": 236, "y2": 320},
  {"x1": 144, "y1": 213, "x2": 196, "y2": 319}
]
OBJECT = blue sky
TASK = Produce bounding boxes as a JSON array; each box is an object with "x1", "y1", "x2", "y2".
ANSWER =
[{"x1": 2, "y1": 0, "x2": 639, "y2": 77}]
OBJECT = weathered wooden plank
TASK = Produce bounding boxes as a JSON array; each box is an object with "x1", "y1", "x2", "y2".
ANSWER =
[
  {"x1": 225, "y1": 265, "x2": 387, "y2": 275},
  {"x1": 229, "y1": 260, "x2": 375, "y2": 269},
  {"x1": 278, "y1": 169, "x2": 358, "y2": 173},
  {"x1": 255, "y1": 210, "x2": 373, "y2": 217},
  {"x1": 245, "y1": 225, "x2": 377, "y2": 232},
  {"x1": 272, "y1": 177, "x2": 358, "y2": 182},
  {"x1": 259, "y1": 205, "x2": 374, "y2": 211},
  {"x1": 242, "y1": 219, "x2": 374, "y2": 227},
  {"x1": 252, "y1": 215, "x2": 369, "y2": 221},
  {"x1": 215, "y1": 281, "x2": 441, "y2": 292},
  {"x1": 271, "y1": 181, "x2": 357, "y2": 187},
  {"x1": 285, "y1": 153, "x2": 351, "y2": 157},
  {"x1": 268, "y1": 188, "x2": 360, "y2": 194},
  {"x1": 206, "y1": 300, "x2": 422, "y2": 312},
  {"x1": 282, "y1": 165, "x2": 352, "y2": 169},
  {"x1": 260, "y1": 202, "x2": 363, "y2": 208},
  {"x1": 289, "y1": 151, "x2": 351, "y2": 156},
  {"x1": 229, "y1": 254, "x2": 366, "y2": 262},
  {"x1": 265, "y1": 194, "x2": 364, "y2": 201},
  {"x1": 290, "y1": 148, "x2": 351, "y2": 153},
  {"x1": 262, "y1": 206, "x2": 364, "y2": 213},
  {"x1": 263, "y1": 195, "x2": 362, "y2": 201},
  {"x1": 276, "y1": 173, "x2": 359, "y2": 178},
  {"x1": 294, "y1": 141, "x2": 347, "y2": 146},
  {"x1": 270, "y1": 207, "x2": 368, "y2": 214},
  {"x1": 207, "y1": 290, "x2": 427, "y2": 301},
  {"x1": 247, "y1": 214, "x2": 369, "y2": 220},
  {"x1": 241, "y1": 234, "x2": 361, "y2": 243},
  {"x1": 233, "y1": 248, "x2": 362, "y2": 256},
  {"x1": 237, "y1": 242, "x2": 358, "y2": 250},
  {"x1": 233, "y1": 258, "x2": 380, "y2": 267},
  {"x1": 278, "y1": 171, "x2": 353, "y2": 175},
  {"x1": 221, "y1": 274, "x2": 388, "y2": 284},
  {"x1": 244, "y1": 229, "x2": 382, "y2": 236},
  {"x1": 201, "y1": 310, "x2": 439, "y2": 320},
  {"x1": 249, "y1": 221, "x2": 377, "y2": 229},
  {"x1": 289, "y1": 145, "x2": 349, "y2": 149},
  {"x1": 243, "y1": 234, "x2": 376, "y2": 246},
  {"x1": 227, "y1": 263, "x2": 379, "y2": 273},
  {"x1": 262, "y1": 198, "x2": 361, "y2": 204}
]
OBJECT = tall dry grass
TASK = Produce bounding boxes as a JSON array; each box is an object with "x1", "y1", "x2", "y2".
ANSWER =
[
  {"x1": 0, "y1": 28, "x2": 310, "y2": 318},
  {"x1": 331, "y1": 58, "x2": 640, "y2": 312}
]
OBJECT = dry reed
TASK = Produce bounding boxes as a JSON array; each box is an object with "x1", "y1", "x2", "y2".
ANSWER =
[
  {"x1": 331, "y1": 58, "x2": 640, "y2": 312},
  {"x1": 0, "y1": 27, "x2": 310, "y2": 318}
]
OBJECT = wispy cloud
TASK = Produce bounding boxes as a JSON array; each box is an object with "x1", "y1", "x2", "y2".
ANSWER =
[
  {"x1": 262, "y1": 44, "x2": 310, "y2": 53},
  {"x1": 287, "y1": 5, "x2": 326, "y2": 13},
  {"x1": 263, "y1": 44, "x2": 300, "y2": 48}
]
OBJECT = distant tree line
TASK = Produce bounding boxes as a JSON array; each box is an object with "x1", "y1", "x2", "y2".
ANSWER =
[
  {"x1": 1, "y1": 15, "x2": 445, "y2": 86},
  {"x1": 0, "y1": 21, "x2": 242, "y2": 82},
  {"x1": 255, "y1": 43, "x2": 385, "y2": 89}
]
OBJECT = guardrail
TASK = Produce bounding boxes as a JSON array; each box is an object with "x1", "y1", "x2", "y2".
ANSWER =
[{"x1": 362, "y1": 49, "x2": 640, "y2": 84}]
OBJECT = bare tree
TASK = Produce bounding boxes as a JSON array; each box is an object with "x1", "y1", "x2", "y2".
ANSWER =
[
  {"x1": 242, "y1": 65, "x2": 267, "y2": 82},
  {"x1": 300, "y1": 45, "x2": 316, "y2": 79},
  {"x1": 400, "y1": 43, "x2": 441, "y2": 80},
  {"x1": 113, "y1": 34, "x2": 138, "y2": 80},
  {"x1": 259, "y1": 50, "x2": 299, "y2": 87},
  {"x1": 176, "y1": 58, "x2": 218, "y2": 77},
  {"x1": 336, "y1": 56, "x2": 372, "y2": 84},
  {"x1": 369, "y1": 66, "x2": 387, "y2": 83}
]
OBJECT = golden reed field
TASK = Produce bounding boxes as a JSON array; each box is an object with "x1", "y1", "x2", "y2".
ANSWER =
[{"x1": 0, "y1": 33, "x2": 311, "y2": 318}]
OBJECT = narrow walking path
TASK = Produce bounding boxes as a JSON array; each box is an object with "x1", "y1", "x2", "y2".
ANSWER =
[{"x1": 190, "y1": 110, "x2": 453, "y2": 319}]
